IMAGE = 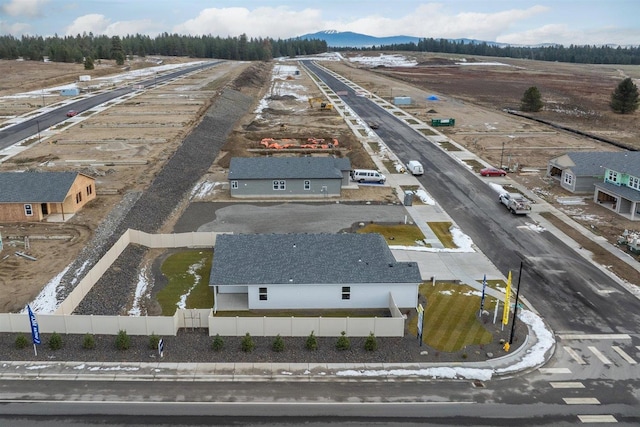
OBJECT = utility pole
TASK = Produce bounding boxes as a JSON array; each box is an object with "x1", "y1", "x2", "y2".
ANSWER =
[
  {"x1": 508, "y1": 260, "x2": 524, "y2": 345},
  {"x1": 500, "y1": 141, "x2": 505, "y2": 169}
]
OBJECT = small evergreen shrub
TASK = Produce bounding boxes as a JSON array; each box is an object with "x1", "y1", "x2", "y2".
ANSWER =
[
  {"x1": 272, "y1": 334, "x2": 285, "y2": 352},
  {"x1": 336, "y1": 331, "x2": 350, "y2": 351},
  {"x1": 241, "y1": 332, "x2": 255, "y2": 353},
  {"x1": 115, "y1": 330, "x2": 131, "y2": 350},
  {"x1": 48, "y1": 332, "x2": 63, "y2": 350},
  {"x1": 82, "y1": 333, "x2": 95, "y2": 349},
  {"x1": 305, "y1": 331, "x2": 318, "y2": 351},
  {"x1": 211, "y1": 334, "x2": 224, "y2": 351},
  {"x1": 15, "y1": 334, "x2": 29, "y2": 349},
  {"x1": 364, "y1": 332, "x2": 378, "y2": 351},
  {"x1": 148, "y1": 333, "x2": 160, "y2": 350}
]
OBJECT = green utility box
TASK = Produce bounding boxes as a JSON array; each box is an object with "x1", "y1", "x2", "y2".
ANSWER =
[{"x1": 431, "y1": 118, "x2": 455, "y2": 127}]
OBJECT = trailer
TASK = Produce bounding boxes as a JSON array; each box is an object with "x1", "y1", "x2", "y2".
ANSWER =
[{"x1": 431, "y1": 118, "x2": 455, "y2": 127}]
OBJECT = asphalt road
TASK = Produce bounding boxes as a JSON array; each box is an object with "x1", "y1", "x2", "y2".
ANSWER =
[
  {"x1": 0, "y1": 61, "x2": 221, "y2": 151},
  {"x1": 303, "y1": 60, "x2": 640, "y2": 336}
]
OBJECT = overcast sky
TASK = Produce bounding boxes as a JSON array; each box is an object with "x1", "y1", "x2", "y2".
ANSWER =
[{"x1": 1, "y1": 0, "x2": 639, "y2": 46}]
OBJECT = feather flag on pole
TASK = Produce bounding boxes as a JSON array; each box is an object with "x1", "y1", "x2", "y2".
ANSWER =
[
  {"x1": 502, "y1": 271, "x2": 512, "y2": 328},
  {"x1": 27, "y1": 304, "x2": 41, "y2": 356}
]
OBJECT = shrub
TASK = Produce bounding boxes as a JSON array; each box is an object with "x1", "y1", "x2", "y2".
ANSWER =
[
  {"x1": 148, "y1": 333, "x2": 160, "y2": 350},
  {"x1": 82, "y1": 334, "x2": 95, "y2": 349},
  {"x1": 364, "y1": 332, "x2": 378, "y2": 351},
  {"x1": 336, "y1": 331, "x2": 350, "y2": 351},
  {"x1": 305, "y1": 331, "x2": 318, "y2": 351},
  {"x1": 241, "y1": 332, "x2": 255, "y2": 353},
  {"x1": 272, "y1": 334, "x2": 285, "y2": 352},
  {"x1": 115, "y1": 330, "x2": 131, "y2": 350},
  {"x1": 211, "y1": 334, "x2": 224, "y2": 351},
  {"x1": 48, "y1": 332, "x2": 63, "y2": 350},
  {"x1": 15, "y1": 334, "x2": 29, "y2": 349}
]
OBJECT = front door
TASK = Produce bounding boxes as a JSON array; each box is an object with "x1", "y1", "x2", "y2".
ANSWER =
[{"x1": 41, "y1": 203, "x2": 48, "y2": 215}]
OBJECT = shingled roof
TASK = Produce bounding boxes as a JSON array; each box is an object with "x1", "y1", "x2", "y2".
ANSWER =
[
  {"x1": 228, "y1": 157, "x2": 350, "y2": 180},
  {"x1": 0, "y1": 171, "x2": 85, "y2": 203},
  {"x1": 210, "y1": 233, "x2": 421, "y2": 286},
  {"x1": 562, "y1": 152, "x2": 640, "y2": 176}
]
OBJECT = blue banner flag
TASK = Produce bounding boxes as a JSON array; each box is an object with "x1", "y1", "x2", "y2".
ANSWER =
[
  {"x1": 479, "y1": 274, "x2": 487, "y2": 315},
  {"x1": 27, "y1": 305, "x2": 41, "y2": 345}
]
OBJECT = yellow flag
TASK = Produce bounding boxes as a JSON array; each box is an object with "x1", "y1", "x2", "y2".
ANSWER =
[{"x1": 502, "y1": 271, "x2": 512, "y2": 325}]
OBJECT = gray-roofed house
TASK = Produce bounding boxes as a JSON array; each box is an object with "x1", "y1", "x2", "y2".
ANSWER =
[
  {"x1": 547, "y1": 151, "x2": 640, "y2": 220},
  {"x1": 0, "y1": 171, "x2": 96, "y2": 222},
  {"x1": 228, "y1": 156, "x2": 351, "y2": 198},
  {"x1": 209, "y1": 233, "x2": 421, "y2": 311}
]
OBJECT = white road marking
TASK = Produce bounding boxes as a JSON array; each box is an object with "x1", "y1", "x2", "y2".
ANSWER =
[
  {"x1": 577, "y1": 414, "x2": 617, "y2": 423},
  {"x1": 557, "y1": 334, "x2": 631, "y2": 340},
  {"x1": 550, "y1": 382, "x2": 585, "y2": 389},
  {"x1": 588, "y1": 346, "x2": 613, "y2": 365},
  {"x1": 539, "y1": 368, "x2": 572, "y2": 374},
  {"x1": 564, "y1": 346, "x2": 587, "y2": 365},
  {"x1": 563, "y1": 397, "x2": 600, "y2": 405},
  {"x1": 611, "y1": 346, "x2": 637, "y2": 365}
]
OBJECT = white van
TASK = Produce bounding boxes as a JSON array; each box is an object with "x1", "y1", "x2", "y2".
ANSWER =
[
  {"x1": 406, "y1": 160, "x2": 424, "y2": 176},
  {"x1": 351, "y1": 169, "x2": 386, "y2": 184}
]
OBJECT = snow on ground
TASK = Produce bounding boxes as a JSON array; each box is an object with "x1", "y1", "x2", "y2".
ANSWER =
[
  {"x1": 254, "y1": 63, "x2": 308, "y2": 118},
  {"x1": 23, "y1": 265, "x2": 70, "y2": 314},
  {"x1": 348, "y1": 53, "x2": 417, "y2": 68},
  {"x1": 128, "y1": 267, "x2": 150, "y2": 316},
  {"x1": 177, "y1": 259, "x2": 204, "y2": 309},
  {"x1": 390, "y1": 225, "x2": 474, "y2": 253}
]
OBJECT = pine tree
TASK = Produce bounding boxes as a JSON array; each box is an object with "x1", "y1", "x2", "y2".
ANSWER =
[
  {"x1": 610, "y1": 77, "x2": 639, "y2": 114},
  {"x1": 520, "y1": 86, "x2": 543, "y2": 112},
  {"x1": 84, "y1": 56, "x2": 94, "y2": 70}
]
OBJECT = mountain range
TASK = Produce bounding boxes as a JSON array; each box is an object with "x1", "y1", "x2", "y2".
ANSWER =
[{"x1": 297, "y1": 30, "x2": 505, "y2": 48}]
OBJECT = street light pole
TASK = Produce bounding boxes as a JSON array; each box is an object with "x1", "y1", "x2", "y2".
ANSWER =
[{"x1": 508, "y1": 260, "x2": 524, "y2": 345}]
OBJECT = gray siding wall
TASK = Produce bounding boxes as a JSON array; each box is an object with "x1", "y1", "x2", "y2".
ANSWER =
[{"x1": 230, "y1": 178, "x2": 341, "y2": 198}]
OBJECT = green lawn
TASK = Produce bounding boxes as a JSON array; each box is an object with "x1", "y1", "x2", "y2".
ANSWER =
[
  {"x1": 157, "y1": 250, "x2": 214, "y2": 315},
  {"x1": 408, "y1": 283, "x2": 495, "y2": 352},
  {"x1": 356, "y1": 223, "x2": 425, "y2": 246}
]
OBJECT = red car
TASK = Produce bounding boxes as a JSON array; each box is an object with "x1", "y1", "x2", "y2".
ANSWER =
[
  {"x1": 480, "y1": 167, "x2": 507, "y2": 177},
  {"x1": 66, "y1": 110, "x2": 78, "y2": 117}
]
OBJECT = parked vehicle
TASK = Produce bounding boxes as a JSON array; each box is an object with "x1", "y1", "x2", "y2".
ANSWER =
[
  {"x1": 351, "y1": 169, "x2": 386, "y2": 184},
  {"x1": 368, "y1": 121, "x2": 379, "y2": 129},
  {"x1": 480, "y1": 167, "x2": 506, "y2": 177},
  {"x1": 499, "y1": 192, "x2": 532, "y2": 215},
  {"x1": 66, "y1": 110, "x2": 78, "y2": 117},
  {"x1": 406, "y1": 160, "x2": 424, "y2": 176}
]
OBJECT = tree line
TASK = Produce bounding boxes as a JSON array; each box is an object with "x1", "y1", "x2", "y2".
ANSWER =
[
  {"x1": 0, "y1": 33, "x2": 327, "y2": 63},
  {"x1": 342, "y1": 38, "x2": 640, "y2": 65}
]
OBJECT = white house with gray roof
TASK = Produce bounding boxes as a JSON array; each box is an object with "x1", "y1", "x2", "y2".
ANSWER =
[
  {"x1": 547, "y1": 151, "x2": 640, "y2": 220},
  {"x1": 209, "y1": 233, "x2": 421, "y2": 311},
  {"x1": 228, "y1": 156, "x2": 351, "y2": 198},
  {"x1": 0, "y1": 171, "x2": 96, "y2": 222}
]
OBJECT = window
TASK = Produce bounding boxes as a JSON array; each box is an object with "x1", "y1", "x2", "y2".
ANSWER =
[
  {"x1": 231, "y1": 180, "x2": 238, "y2": 189},
  {"x1": 86, "y1": 185, "x2": 93, "y2": 195},
  {"x1": 75, "y1": 192, "x2": 82, "y2": 203},
  {"x1": 24, "y1": 204, "x2": 33, "y2": 216},
  {"x1": 304, "y1": 180, "x2": 311, "y2": 190},
  {"x1": 272, "y1": 180, "x2": 285, "y2": 190},
  {"x1": 629, "y1": 176, "x2": 640, "y2": 191},
  {"x1": 259, "y1": 287, "x2": 267, "y2": 301},
  {"x1": 341, "y1": 286, "x2": 351, "y2": 300},
  {"x1": 607, "y1": 170, "x2": 619, "y2": 184},
  {"x1": 563, "y1": 173, "x2": 573, "y2": 185}
]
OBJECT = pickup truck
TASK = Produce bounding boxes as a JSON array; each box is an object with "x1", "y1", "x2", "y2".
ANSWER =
[{"x1": 499, "y1": 192, "x2": 532, "y2": 215}]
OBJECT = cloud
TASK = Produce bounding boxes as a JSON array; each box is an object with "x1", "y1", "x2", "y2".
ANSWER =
[
  {"x1": 325, "y1": 4, "x2": 550, "y2": 41},
  {"x1": 64, "y1": 14, "x2": 159, "y2": 37},
  {"x1": 0, "y1": 20, "x2": 31, "y2": 35},
  {"x1": 500, "y1": 24, "x2": 640, "y2": 46},
  {"x1": 2, "y1": 0, "x2": 49, "y2": 17},
  {"x1": 172, "y1": 6, "x2": 323, "y2": 38}
]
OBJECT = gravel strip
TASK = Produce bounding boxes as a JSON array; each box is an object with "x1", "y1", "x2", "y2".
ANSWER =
[{"x1": 69, "y1": 89, "x2": 253, "y2": 315}]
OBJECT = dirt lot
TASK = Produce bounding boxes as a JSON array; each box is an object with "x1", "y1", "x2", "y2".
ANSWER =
[{"x1": 1, "y1": 53, "x2": 639, "y2": 314}]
